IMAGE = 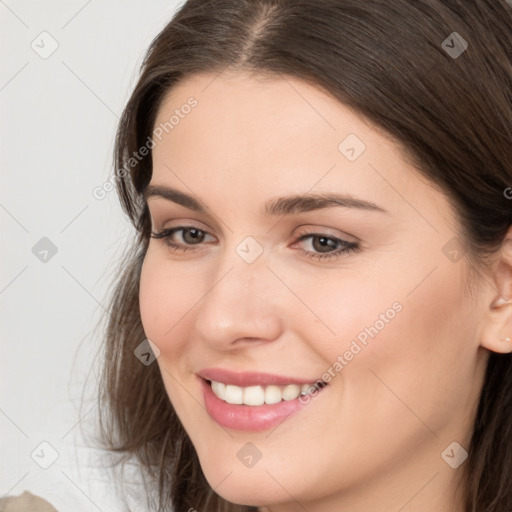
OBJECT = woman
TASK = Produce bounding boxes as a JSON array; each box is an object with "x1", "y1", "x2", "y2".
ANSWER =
[{"x1": 97, "y1": 1, "x2": 512, "y2": 511}]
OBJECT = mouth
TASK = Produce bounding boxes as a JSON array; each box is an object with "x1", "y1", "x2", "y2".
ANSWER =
[
  {"x1": 196, "y1": 368, "x2": 329, "y2": 430},
  {"x1": 205, "y1": 379, "x2": 328, "y2": 406},
  {"x1": 198, "y1": 372, "x2": 329, "y2": 431}
]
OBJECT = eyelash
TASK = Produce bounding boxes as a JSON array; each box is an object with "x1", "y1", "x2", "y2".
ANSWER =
[{"x1": 150, "y1": 226, "x2": 360, "y2": 261}]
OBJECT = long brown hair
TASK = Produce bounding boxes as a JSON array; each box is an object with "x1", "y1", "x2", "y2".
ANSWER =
[{"x1": 95, "y1": 1, "x2": 512, "y2": 511}]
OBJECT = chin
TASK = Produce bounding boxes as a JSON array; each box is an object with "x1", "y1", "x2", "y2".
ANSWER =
[{"x1": 198, "y1": 459, "x2": 290, "y2": 507}]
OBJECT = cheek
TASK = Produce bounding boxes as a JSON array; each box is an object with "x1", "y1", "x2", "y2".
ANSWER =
[
  {"x1": 138, "y1": 251, "x2": 203, "y2": 350},
  {"x1": 297, "y1": 249, "x2": 474, "y2": 419},
  {"x1": 330, "y1": 260, "x2": 474, "y2": 435},
  {"x1": 138, "y1": 252, "x2": 205, "y2": 414},
  {"x1": 310, "y1": 242, "x2": 471, "y2": 365},
  {"x1": 277, "y1": 265, "x2": 405, "y2": 364}
]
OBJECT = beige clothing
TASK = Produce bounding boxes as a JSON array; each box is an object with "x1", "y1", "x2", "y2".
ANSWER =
[{"x1": 0, "y1": 491, "x2": 58, "y2": 512}]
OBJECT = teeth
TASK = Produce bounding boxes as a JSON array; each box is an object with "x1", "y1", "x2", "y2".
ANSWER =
[
  {"x1": 225, "y1": 384, "x2": 243, "y2": 404},
  {"x1": 209, "y1": 380, "x2": 324, "y2": 406},
  {"x1": 264, "y1": 385, "x2": 282, "y2": 405},
  {"x1": 282, "y1": 384, "x2": 301, "y2": 401},
  {"x1": 211, "y1": 380, "x2": 226, "y2": 400},
  {"x1": 243, "y1": 385, "x2": 265, "y2": 406},
  {"x1": 301, "y1": 384, "x2": 311, "y2": 395}
]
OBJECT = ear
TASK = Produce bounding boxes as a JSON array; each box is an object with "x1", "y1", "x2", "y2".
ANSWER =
[{"x1": 479, "y1": 226, "x2": 512, "y2": 354}]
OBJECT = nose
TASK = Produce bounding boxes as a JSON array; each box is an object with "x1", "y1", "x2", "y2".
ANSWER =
[{"x1": 193, "y1": 248, "x2": 283, "y2": 350}]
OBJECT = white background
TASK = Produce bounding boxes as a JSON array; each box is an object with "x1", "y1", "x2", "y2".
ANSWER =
[{"x1": 1, "y1": 1, "x2": 182, "y2": 510}]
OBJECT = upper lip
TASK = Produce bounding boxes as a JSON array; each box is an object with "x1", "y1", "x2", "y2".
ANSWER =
[{"x1": 197, "y1": 368, "x2": 324, "y2": 387}]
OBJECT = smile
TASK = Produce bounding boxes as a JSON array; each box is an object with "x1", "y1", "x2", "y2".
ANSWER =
[
  {"x1": 197, "y1": 368, "x2": 329, "y2": 431},
  {"x1": 209, "y1": 380, "x2": 325, "y2": 406}
]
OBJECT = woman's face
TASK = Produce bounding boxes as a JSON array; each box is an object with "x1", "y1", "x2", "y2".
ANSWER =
[{"x1": 139, "y1": 71, "x2": 490, "y2": 511}]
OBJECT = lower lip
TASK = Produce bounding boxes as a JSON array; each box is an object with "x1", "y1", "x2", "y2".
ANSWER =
[{"x1": 200, "y1": 378, "x2": 326, "y2": 432}]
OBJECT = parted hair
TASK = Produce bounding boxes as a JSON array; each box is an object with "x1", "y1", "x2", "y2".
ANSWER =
[{"x1": 97, "y1": 1, "x2": 512, "y2": 511}]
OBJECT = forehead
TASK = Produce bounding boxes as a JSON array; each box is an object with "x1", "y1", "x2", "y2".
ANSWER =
[
  {"x1": 151, "y1": 71, "x2": 397, "y2": 179},
  {"x1": 153, "y1": 70, "x2": 372, "y2": 147},
  {"x1": 148, "y1": 71, "x2": 451, "y2": 228}
]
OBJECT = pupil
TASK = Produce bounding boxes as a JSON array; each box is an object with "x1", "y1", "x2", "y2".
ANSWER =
[
  {"x1": 314, "y1": 236, "x2": 336, "y2": 253},
  {"x1": 185, "y1": 229, "x2": 202, "y2": 243}
]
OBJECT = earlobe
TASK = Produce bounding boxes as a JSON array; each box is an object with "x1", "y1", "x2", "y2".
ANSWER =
[
  {"x1": 479, "y1": 230, "x2": 512, "y2": 354},
  {"x1": 491, "y1": 296, "x2": 512, "y2": 309},
  {"x1": 480, "y1": 296, "x2": 512, "y2": 354}
]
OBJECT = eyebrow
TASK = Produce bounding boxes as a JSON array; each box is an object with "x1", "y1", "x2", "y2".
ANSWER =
[{"x1": 143, "y1": 184, "x2": 388, "y2": 216}]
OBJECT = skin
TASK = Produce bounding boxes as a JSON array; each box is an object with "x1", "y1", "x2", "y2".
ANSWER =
[{"x1": 138, "y1": 70, "x2": 512, "y2": 512}]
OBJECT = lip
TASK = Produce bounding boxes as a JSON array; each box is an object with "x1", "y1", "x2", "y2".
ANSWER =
[
  {"x1": 197, "y1": 369, "x2": 328, "y2": 432},
  {"x1": 200, "y1": 378, "x2": 319, "y2": 431},
  {"x1": 197, "y1": 368, "x2": 324, "y2": 387}
]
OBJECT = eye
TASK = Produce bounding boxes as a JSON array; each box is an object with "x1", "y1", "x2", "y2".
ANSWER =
[
  {"x1": 150, "y1": 226, "x2": 360, "y2": 262},
  {"x1": 150, "y1": 226, "x2": 215, "y2": 250},
  {"x1": 293, "y1": 232, "x2": 360, "y2": 261}
]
